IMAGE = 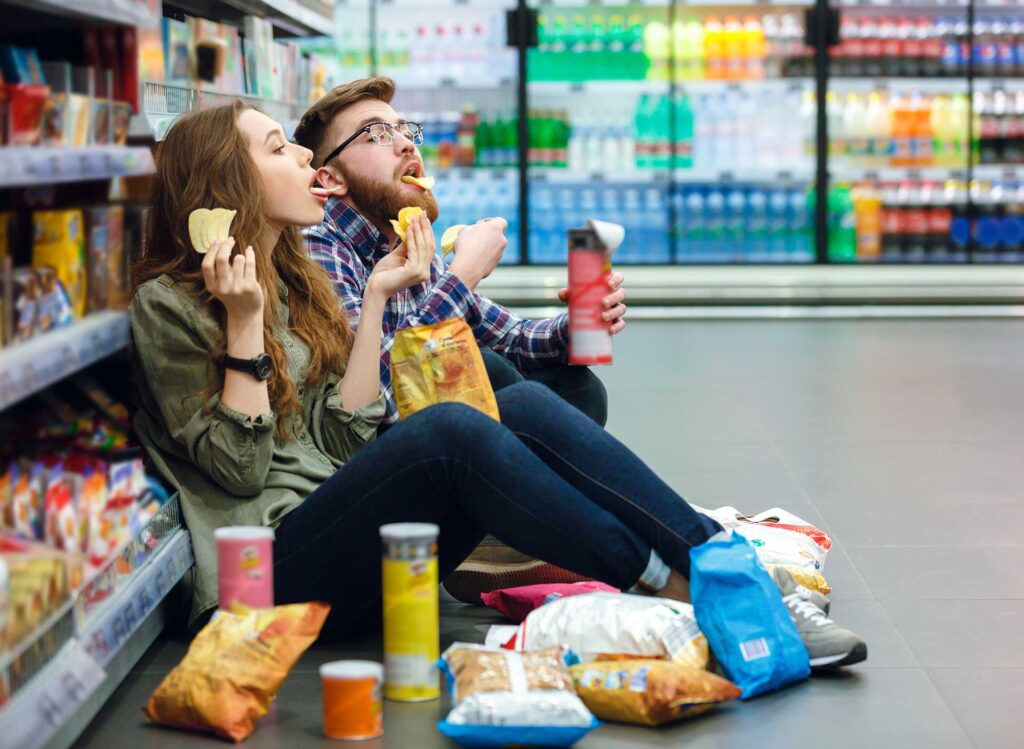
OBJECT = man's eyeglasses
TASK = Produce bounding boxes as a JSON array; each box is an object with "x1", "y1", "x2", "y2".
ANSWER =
[{"x1": 322, "y1": 121, "x2": 424, "y2": 165}]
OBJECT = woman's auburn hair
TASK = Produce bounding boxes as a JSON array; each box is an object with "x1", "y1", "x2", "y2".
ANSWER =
[{"x1": 132, "y1": 100, "x2": 352, "y2": 440}]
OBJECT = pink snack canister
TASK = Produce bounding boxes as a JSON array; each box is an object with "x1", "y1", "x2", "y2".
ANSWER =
[
  {"x1": 567, "y1": 220, "x2": 625, "y2": 366},
  {"x1": 215, "y1": 526, "x2": 275, "y2": 610}
]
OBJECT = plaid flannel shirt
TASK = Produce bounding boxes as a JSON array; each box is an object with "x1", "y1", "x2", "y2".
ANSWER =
[{"x1": 305, "y1": 199, "x2": 569, "y2": 425}]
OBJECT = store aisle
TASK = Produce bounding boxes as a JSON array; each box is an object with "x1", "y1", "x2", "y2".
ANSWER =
[{"x1": 75, "y1": 318, "x2": 1024, "y2": 749}]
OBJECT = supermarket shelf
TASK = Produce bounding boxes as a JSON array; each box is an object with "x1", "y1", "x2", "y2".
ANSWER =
[
  {"x1": 0, "y1": 0, "x2": 159, "y2": 25},
  {"x1": 224, "y1": 0, "x2": 334, "y2": 36},
  {"x1": 833, "y1": 165, "x2": 1024, "y2": 182},
  {"x1": 530, "y1": 79, "x2": 813, "y2": 96},
  {"x1": 137, "y1": 81, "x2": 304, "y2": 141},
  {"x1": 392, "y1": 76, "x2": 516, "y2": 91},
  {"x1": 831, "y1": 77, "x2": 1024, "y2": 94},
  {"x1": 434, "y1": 167, "x2": 518, "y2": 181},
  {"x1": 532, "y1": 0, "x2": 812, "y2": 6},
  {"x1": 0, "y1": 529, "x2": 194, "y2": 749},
  {"x1": 481, "y1": 265, "x2": 1024, "y2": 306},
  {"x1": 0, "y1": 311, "x2": 130, "y2": 413},
  {"x1": 529, "y1": 167, "x2": 814, "y2": 184},
  {"x1": 0, "y1": 147, "x2": 155, "y2": 189}
]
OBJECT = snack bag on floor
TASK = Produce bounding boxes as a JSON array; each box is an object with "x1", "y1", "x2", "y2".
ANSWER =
[
  {"x1": 690, "y1": 532, "x2": 809, "y2": 700},
  {"x1": 570, "y1": 659, "x2": 740, "y2": 726},
  {"x1": 480, "y1": 581, "x2": 618, "y2": 623},
  {"x1": 391, "y1": 318, "x2": 499, "y2": 422},
  {"x1": 492, "y1": 592, "x2": 708, "y2": 669},
  {"x1": 437, "y1": 643, "x2": 599, "y2": 748},
  {"x1": 693, "y1": 504, "x2": 831, "y2": 571},
  {"x1": 144, "y1": 602, "x2": 330, "y2": 742}
]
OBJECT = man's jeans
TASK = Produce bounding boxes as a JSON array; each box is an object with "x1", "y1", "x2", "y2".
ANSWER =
[
  {"x1": 273, "y1": 382, "x2": 721, "y2": 638},
  {"x1": 481, "y1": 348, "x2": 608, "y2": 427}
]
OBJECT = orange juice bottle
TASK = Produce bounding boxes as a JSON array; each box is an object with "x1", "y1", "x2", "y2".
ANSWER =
[
  {"x1": 724, "y1": 16, "x2": 744, "y2": 79},
  {"x1": 853, "y1": 182, "x2": 883, "y2": 259},
  {"x1": 889, "y1": 94, "x2": 912, "y2": 166},
  {"x1": 704, "y1": 17, "x2": 725, "y2": 79}
]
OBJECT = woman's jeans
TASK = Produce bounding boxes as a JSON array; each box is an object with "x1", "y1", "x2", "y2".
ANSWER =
[{"x1": 274, "y1": 381, "x2": 721, "y2": 638}]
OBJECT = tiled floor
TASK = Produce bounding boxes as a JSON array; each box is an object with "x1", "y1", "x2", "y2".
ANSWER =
[{"x1": 76, "y1": 318, "x2": 1023, "y2": 749}]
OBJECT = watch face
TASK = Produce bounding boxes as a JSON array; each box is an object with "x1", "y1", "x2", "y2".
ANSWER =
[{"x1": 254, "y1": 354, "x2": 273, "y2": 381}]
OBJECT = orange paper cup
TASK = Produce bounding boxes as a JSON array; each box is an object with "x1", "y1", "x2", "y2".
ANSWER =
[{"x1": 320, "y1": 661, "x2": 384, "y2": 741}]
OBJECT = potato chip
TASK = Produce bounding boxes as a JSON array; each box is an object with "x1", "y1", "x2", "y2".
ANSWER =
[
  {"x1": 390, "y1": 206, "x2": 425, "y2": 243},
  {"x1": 440, "y1": 224, "x2": 467, "y2": 256},
  {"x1": 187, "y1": 208, "x2": 237, "y2": 254},
  {"x1": 401, "y1": 175, "x2": 435, "y2": 191}
]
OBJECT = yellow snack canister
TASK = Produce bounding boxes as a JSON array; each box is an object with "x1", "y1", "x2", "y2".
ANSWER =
[{"x1": 380, "y1": 523, "x2": 440, "y2": 702}]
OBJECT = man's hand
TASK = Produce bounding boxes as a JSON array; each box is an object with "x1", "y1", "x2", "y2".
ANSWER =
[
  {"x1": 558, "y1": 270, "x2": 627, "y2": 335},
  {"x1": 447, "y1": 217, "x2": 508, "y2": 290}
]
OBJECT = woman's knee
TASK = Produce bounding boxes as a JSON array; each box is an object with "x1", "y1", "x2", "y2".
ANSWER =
[{"x1": 410, "y1": 401, "x2": 505, "y2": 444}]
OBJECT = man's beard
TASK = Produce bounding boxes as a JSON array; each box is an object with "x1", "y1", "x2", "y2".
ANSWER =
[{"x1": 338, "y1": 165, "x2": 439, "y2": 233}]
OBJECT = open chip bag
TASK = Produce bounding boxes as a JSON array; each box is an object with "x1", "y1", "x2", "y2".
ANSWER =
[
  {"x1": 144, "y1": 602, "x2": 330, "y2": 742},
  {"x1": 693, "y1": 505, "x2": 832, "y2": 575},
  {"x1": 570, "y1": 659, "x2": 741, "y2": 726},
  {"x1": 480, "y1": 581, "x2": 619, "y2": 623},
  {"x1": 690, "y1": 532, "x2": 810, "y2": 700},
  {"x1": 438, "y1": 643, "x2": 599, "y2": 748},
  {"x1": 391, "y1": 317, "x2": 500, "y2": 422},
  {"x1": 488, "y1": 592, "x2": 708, "y2": 669}
]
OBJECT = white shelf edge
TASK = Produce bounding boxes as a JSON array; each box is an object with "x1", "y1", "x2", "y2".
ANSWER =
[
  {"x1": 5, "y1": 0, "x2": 158, "y2": 26},
  {"x1": 0, "y1": 531, "x2": 193, "y2": 749},
  {"x1": 250, "y1": 0, "x2": 335, "y2": 36},
  {"x1": 0, "y1": 147, "x2": 155, "y2": 190},
  {"x1": 0, "y1": 311, "x2": 130, "y2": 413}
]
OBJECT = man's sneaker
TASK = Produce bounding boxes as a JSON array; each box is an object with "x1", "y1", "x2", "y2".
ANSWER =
[
  {"x1": 770, "y1": 567, "x2": 868, "y2": 670},
  {"x1": 443, "y1": 535, "x2": 589, "y2": 604}
]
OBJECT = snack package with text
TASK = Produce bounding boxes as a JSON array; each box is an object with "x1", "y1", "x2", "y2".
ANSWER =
[
  {"x1": 437, "y1": 643, "x2": 599, "y2": 748},
  {"x1": 145, "y1": 602, "x2": 330, "y2": 743},
  {"x1": 570, "y1": 659, "x2": 741, "y2": 726},
  {"x1": 481, "y1": 581, "x2": 619, "y2": 623},
  {"x1": 391, "y1": 318, "x2": 499, "y2": 422},
  {"x1": 494, "y1": 592, "x2": 709, "y2": 669}
]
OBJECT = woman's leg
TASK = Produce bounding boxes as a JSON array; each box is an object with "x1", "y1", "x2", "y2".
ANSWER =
[
  {"x1": 495, "y1": 381, "x2": 723, "y2": 578},
  {"x1": 273, "y1": 402, "x2": 659, "y2": 639}
]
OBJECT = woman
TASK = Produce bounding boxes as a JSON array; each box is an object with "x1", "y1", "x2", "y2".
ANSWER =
[{"x1": 130, "y1": 102, "x2": 864, "y2": 668}]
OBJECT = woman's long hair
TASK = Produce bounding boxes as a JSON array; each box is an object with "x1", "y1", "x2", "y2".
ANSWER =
[{"x1": 132, "y1": 100, "x2": 352, "y2": 439}]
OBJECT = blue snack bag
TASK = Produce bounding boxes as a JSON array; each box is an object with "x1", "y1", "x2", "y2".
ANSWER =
[{"x1": 690, "y1": 531, "x2": 810, "y2": 699}]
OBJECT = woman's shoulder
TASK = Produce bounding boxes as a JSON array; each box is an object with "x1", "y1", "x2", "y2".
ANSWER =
[{"x1": 131, "y1": 275, "x2": 210, "y2": 332}]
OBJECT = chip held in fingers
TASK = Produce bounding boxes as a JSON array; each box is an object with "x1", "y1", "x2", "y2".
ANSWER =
[
  {"x1": 401, "y1": 175, "x2": 435, "y2": 191},
  {"x1": 390, "y1": 206, "x2": 425, "y2": 243},
  {"x1": 188, "y1": 208, "x2": 237, "y2": 254},
  {"x1": 440, "y1": 224, "x2": 467, "y2": 256}
]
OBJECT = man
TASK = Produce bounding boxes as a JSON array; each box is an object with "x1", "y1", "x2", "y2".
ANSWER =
[{"x1": 293, "y1": 76, "x2": 628, "y2": 430}]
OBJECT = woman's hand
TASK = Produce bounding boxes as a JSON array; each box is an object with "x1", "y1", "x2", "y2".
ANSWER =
[
  {"x1": 201, "y1": 237, "x2": 263, "y2": 322},
  {"x1": 367, "y1": 214, "x2": 434, "y2": 301}
]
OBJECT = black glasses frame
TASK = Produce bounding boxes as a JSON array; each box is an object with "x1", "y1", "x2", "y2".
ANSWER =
[{"x1": 322, "y1": 121, "x2": 424, "y2": 165}]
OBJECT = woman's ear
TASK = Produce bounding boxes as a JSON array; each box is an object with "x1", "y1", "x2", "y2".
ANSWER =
[{"x1": 316, "y1": 166, "x2": 347, "y2": 196}]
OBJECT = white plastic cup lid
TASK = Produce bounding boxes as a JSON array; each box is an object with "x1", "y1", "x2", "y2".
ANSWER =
[
  {"x1": 320, "y1": 660, "x2": 384, "y2": 681},
  {"x1": 214, "y1": 526, "x2": 275, "y2": 541},
  {"x1": 379, "y1": 523, "x2": 439, "y2": 542}
]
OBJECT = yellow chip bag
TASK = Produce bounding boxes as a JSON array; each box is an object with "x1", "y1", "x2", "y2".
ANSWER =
[
  {"x1": 389, "y1": 206, "x2": 424, "y2": 243},
  {"x1": 570, "y1": 659, "x2": 741, "y2": 726},
  {"x1": 391, "y1": 317, "x2": 499, "y2": 422},
  {"x1": 144, "y1": 602, "x2": 330, "y2": 743},
  {"x1": 764, "y1": 564, "x2": 831, "y2": 596}
]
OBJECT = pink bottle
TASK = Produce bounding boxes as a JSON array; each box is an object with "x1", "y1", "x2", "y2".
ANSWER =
[
  {"x1": 568, "y1": 220, "x2": 624, "y2": 366},
  {"x1": 215, "y1": 526, "x2": 275, "y2": 610}
]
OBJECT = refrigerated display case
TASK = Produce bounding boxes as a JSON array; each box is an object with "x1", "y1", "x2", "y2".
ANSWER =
[{"x1": 307, "y1": 0, "x2": 1023, "y2": 266}]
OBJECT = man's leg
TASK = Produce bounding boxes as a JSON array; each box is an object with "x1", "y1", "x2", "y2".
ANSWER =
[
  {"x1": 524, "y1": 364, "x2": 608, "y2": 427},
  {"x1": 481, "y1": 348, "x2": 525, "y2": 391}
]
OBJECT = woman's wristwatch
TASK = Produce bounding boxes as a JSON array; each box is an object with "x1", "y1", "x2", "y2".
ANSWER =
[{"x1": 224, "y1": 353, "x2": 273, "y2": 381}]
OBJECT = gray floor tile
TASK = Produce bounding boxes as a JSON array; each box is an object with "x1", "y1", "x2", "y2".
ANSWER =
[
  {"x1": 847, "y1": 546, "x2": 1024, "y2": 600},
  {"x1": 810, "y1": 500, "x2": 1024, "y2": 548},
  {"x1": 882, "y1": 599, "x2": 1024, "y2": 668},
  {"x1": 668, "y1": 471, "x2": 811, "y2": 510},
  {"x1": 826, "y1": 600, "x2": 920, "y2": 668},
  {"x1": 819, "y1": 547, "x2": 876, "y2": 601},
  {"x1": 775, "y1": 441, "x2": 1024, "y2": 505},
  {"x1": 928, "y1": 668, "x2": 1024, "y2": 749}
]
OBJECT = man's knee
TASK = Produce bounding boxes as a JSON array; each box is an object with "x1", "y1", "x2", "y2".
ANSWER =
[
  {"x1": 526, "y1": 366, "x2": 608, "y2": 427},
  {"x1": 480, "y1": 348, "x2": 524, "y2": 392}
]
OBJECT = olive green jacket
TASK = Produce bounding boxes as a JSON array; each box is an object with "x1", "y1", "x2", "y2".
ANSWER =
[{"x1": 129, "y1": 275, "x2": 386, "y2": 624}]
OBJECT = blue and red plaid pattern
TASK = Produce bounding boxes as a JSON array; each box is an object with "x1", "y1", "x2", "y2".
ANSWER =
[{"x1": 305, "y1": 199, "x2": 569, "y2": 425}]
